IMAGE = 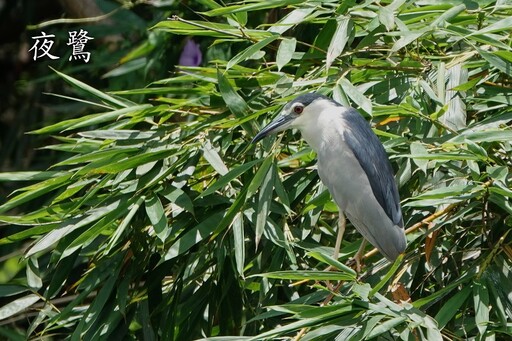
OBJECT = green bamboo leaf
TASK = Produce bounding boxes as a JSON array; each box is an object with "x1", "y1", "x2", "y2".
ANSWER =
[
  {"x1": 105, "y1": 196, "x2": 145, "y2": 254},
  {"x1": 217, "y1": 69, "x2": 250, "y2": 118},
  {"x1": 52, "y1": 178, "x2": 96, "y2": 204},
  {"x1": 488, "y1": 192, "x2": 512, "y2": 215},
  {"x1": 379, "y1": 6, "x2": 394, "y2": 31},
  {"x1": 195, "y1": 0, "x2": 222, "y2": 10},
  {"x1": 339, "y1": 78, "x2": 372, "y2": 115},
  {"x1": 403, "y1": 152, "x2": 480, "y2": 161},
  {"x1": 477, "y1": 47, "x2": 512, "y2": 76},
  {"x1": 445, "y1": 25, "x2": 511, "y2": 50},
  {"x1": 0, "y1": 224, "x2": 57, "y2": 245},
  {"x1": 410, "y1": 141, "x2": 428, "y2": 173},
  {"x1": 53, "y1": 147, "x2": 139, "y2": 167},
  {"x1": 233, "y1": 212, "x2": 245, "y2": 276},
  {"x1": 153, "y1": 20, "x2": 272, "y2": 39},
  {"x1": 0, "y1": 294, "x2": 40, "y2": 320},
  {"x1": 276, "y1": 38, "x2": 296, "y2": 71},
  {"x1": 253, "y1": 270, "x2": 355, "y2": 281},
  {"x1": 71, "y1": 265, "x2": 121, "y2": 339},
  {"x1": 493, "y1": 50, "x2": 512, "y2": 63},
  {"x1": 110, "y1": 87, "x2": 208, "y2": 96},
  {"x1": 0, "y1": 171, "x2": 65, "y2": 182},
  {"x1": 369, "y1": 255, "x2": 403, "y2": 297},
  {"x1": 268, "y1": 8, "x2": 315, "y2": 34},
  {"x1": 31, "y1": 105, "x2": 152, "y2": 135},
  {"x1": 473, "y1": 280, "x2": 490, "y2": 337},
  {"x1": 273, "y1": 164, "x2": 291, "y2": 213},
  {"x1": 411, "y1": 184, "x2": 481, "y2": 200},
  {"x1": 145, "y1": 195, "x2": 167, "y2": 242},
  {"x1": 487, "y1": 166, "x2": 508, "y2": 182},
  {"x1": 26, "y1": 199, "x2": 124, "y2": 257},
  {"x1": 202, "y1": 139, "x2": 229, "y2": 176},
  {"x1": 465, "y1": 140, "x2": 488, "y2": 159},
  {"x1": 366, "y1": 316, "x2": 407, "y2": 339},
  {"x1": 51, "y1": 67, "x2": 131, "y2": 109},
  {"x1": 78, "y1": 130, "x2": 157, "y2": 140},
  {"x1": 161, "y1": 187, "x2": 195, "y2": 215},
  {"x1": 449, "y1": 129, "x2": 512, "y2": 143},
  {"x1": 430, "y1": 4, "x2": 465, "y2": 27},
  {"x1": 163, "y1": 212, "x2": 224, "y2": 260},
  {"x1": 201, "y1": 0, "x2": 305, "y2": 16},
  {"x1": 391, "y1": 29, "x2": 428, "y2": 52},
  {"x1": 0, "y1": 285, "x2": 28, "y2": 297},
  {"x1": 326, "y1": 16, "x2": 351, "y2": 69},
  {"x1": 247, "y1": 156, "x2": 273, "y2": 199},
  {"x1": 306, "y1": 251, "x2": 357, "y2": 277},
  {"x1": 26, "y1": 257, "x2": 42, "y2": 290},
  {"x1": 251, "y1": 304, "x2": 355, "y2": 340},
  {"x1": 198, "y1": 159, "x2": 262, "y2": 198},
  {"x1": 469, "y1": 16, "x2": 512, "y2": 36},
  {"x1": 61, "y1": 197, "x2": 132, "y2": 258},
  {"x1": 102, "y1": 58, "x2": 147, "y2": 78},
  {"x1": 212, "y1": 187, "x2": 248, "y2": 236},
  {"x1": 0, "y1": 173, "x2": 72, "y2": 214},
  {"x1": 46, "y1": 251, "x2": 80, "y2": 299},
  {"x1": 41, "y1": 137, "x2": 101, "y2": 154},
  {"x1": 434, "y1": 285, "x2": 471, "y2": 328},
  {"x1": 87, "y1": 148, "x2": 177, "y2": 174},
  {"x1": 450, "y1": 77, "x2": 481, "y2": 91},
  {"x1": 255, "y1": 161, "x2": 274, "y2": 247},
  {"x1": 413, "y1": 275, "x2": 472, "y2": 308},
  {"x1": 226, "y1": 35, "x2": 279, "y2": 70}
]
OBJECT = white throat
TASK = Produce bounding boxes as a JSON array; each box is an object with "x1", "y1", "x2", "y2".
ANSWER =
[{"x1": 291, "y1": 99, "x2": 346, "y2": 153}]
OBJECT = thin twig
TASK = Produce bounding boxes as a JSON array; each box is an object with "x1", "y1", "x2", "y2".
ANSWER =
[
  {"x1": 292, "y1": 327, "x2": 308, "y2": 341},
  {"x1": 26, "y1": 5, "x2": 131, "y2": 30}
]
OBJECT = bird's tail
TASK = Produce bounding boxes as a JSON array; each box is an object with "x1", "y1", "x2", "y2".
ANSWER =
[{"x1": 346, "y1": 212, "x2": 407, "y2": 261}]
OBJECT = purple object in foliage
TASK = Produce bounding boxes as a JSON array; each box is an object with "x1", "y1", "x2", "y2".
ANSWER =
[{"x1": 179, "y1": 39, "x2": 202, "y2": 66}]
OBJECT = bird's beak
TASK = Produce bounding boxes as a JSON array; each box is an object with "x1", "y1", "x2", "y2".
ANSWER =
[{"x1": 252, "y1": 114, "x2": 294, "y2": 144}]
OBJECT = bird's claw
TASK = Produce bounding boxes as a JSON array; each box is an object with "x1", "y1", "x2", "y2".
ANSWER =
[{"x1": 346, "y1": 256, "x2": 364, "y2": 273}]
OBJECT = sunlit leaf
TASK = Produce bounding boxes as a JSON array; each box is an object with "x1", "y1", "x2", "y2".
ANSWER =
[{"x1": 276, "y1": 38, "x2": 296, "y2": 71}]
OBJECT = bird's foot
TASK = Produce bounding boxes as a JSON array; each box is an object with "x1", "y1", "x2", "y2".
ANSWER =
[
  {"x1": 346, "y1": 240, "x2": 367, "y2": 273},
  {"x1": 346, "y1": 255, "x2": 364, "y2": 273}
]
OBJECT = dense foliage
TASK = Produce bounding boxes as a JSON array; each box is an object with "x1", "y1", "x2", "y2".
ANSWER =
[{"x1": 1, "y1": 0, "x2": 512, "y2": 339}]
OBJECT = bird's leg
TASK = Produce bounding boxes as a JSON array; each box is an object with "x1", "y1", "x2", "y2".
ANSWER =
[
  {"x1": 323, "y1": 210, "x2": 346, "y2": 289},
  {"x1": 333, "y1": 210, "x2": 346, "y2": 260},
  {"x1": 353, "y1": 239, "x2": 367, "y2": 273}
]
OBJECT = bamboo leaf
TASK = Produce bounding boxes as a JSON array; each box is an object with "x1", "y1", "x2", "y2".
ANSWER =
[
  {"x1": 145, "y1": 195, "x2": 167, "y2": 242},
  {"x1": 163, "y1": 212, "x2": 224, "y2": 260},
  {"x1": 199, "y1": 159, "x2": 262, "y2": 198},
  {"x1": 253, "y1": 270, "x2": 356, "y2": 281},
  {"x1": 255, "y1": 161, "x2": 274, "y2": 248},
  {"x1": 326, "y1": 16, "x2": 351, "y2": 69},
  {"x1": 226, "y1": 35, "x2": 279, "y2": 70},
  {"x1": 51, "y1": 68, "x2": 131, "y2": 109},
  {"x1": 201, "y1": 0, "x2": 305, "y2": 16},
  {"x1": 435, "y1": 285, "x2": 471, "y2": 328},
  {"x1": 276, "y1": 38, "x2": 296, "y2": 71},
  {"x1": 217, "y1": 69, "x2": 250, "y2": 118},
  {"x1": 0, "y1": 294, "x2": 40, "y2": 320}
]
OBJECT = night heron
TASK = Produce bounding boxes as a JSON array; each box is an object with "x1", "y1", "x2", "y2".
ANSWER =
[{"x1": 252, "y1": 93, "x2": 406, "y2": 269}]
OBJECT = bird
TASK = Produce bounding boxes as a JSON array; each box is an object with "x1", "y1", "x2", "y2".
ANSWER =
[{"x1": 252, "y1": 93, "x2": 406, "y2": 270}]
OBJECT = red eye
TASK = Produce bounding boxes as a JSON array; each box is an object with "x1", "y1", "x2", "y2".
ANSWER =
[{"x1": 293, "y1": 105, "x2": 303, "y2": 114}]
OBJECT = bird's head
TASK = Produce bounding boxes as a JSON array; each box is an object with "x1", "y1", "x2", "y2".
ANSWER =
[{"x1": 251, "y1": 92, "x2": 332, "y2": 143}]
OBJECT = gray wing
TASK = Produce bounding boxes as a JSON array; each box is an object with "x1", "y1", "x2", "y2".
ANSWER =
[{"x1": 342, "y1": 108, "x2": 403, "y2": 227}]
